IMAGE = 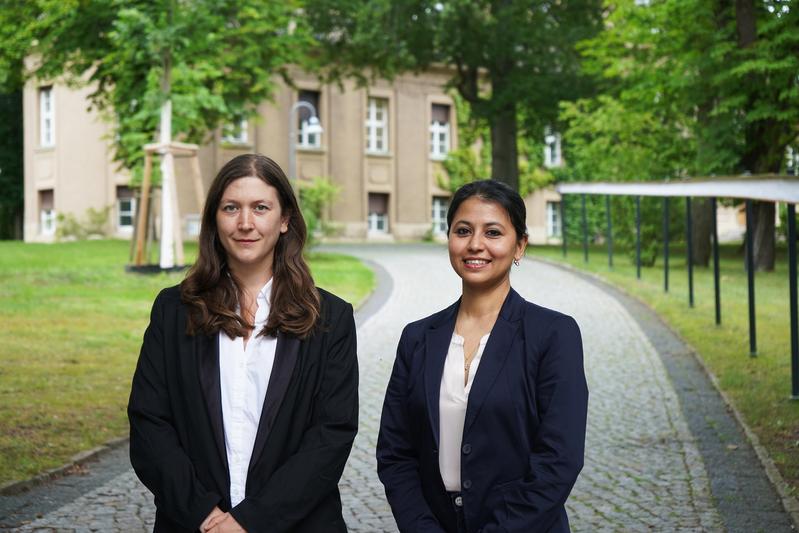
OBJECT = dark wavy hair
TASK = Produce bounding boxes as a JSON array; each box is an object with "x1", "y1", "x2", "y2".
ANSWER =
[
  {"x1": 181, "y1": 154, "x2": 320, "y2": 339},
  {"x1": 446, "y1": 179, "x2": 528, "y2": 241}
]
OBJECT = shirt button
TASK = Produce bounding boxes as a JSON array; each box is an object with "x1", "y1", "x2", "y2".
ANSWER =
[
  {"x1": 462, "y1": 479, "x2": 472, "y2": 490},
  {"x1": 462, "y1": 443, "x2": 472, "y2": 454}
]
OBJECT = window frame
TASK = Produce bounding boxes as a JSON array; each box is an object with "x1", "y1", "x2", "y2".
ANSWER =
[
  {"x1": 39, "y1": 86, "x2": 55, "y2": 148},
  {"x1": 543, "y1": 129, "x2": 563, "y2": 168},
  {"x1": 117, "y1": 196, "x2": 137, "y2": 231},
  {"x1": 431, "y1": 196, "x2": 449, "y2": 235},
  {"x1": 429, "y1": 104, "x2": 451, "y2": 160},
  {"x1": 222, "y1": 118, "x2": 249, "y2": 144},
  {"x1": 365, "y1": 97, "x2": 389, "y2": 154},
  {"x1": 546, "y1": 201, "x2": 562, "y2": 238},
  {"x1": 297, "y1": 90, "x2": 322, "y2": 149}
]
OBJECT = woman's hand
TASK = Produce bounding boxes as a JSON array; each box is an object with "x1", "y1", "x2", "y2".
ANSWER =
[
  {"x1": 201, "y1": 507, "x2": 227, "y2": 532},
  {"x1": 209, "y1": 514, "x2": 247, "y2": 533}
]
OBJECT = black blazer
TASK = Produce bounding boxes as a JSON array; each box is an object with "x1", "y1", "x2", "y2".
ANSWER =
[
  {"x1": 128, "y1": 285, "x2": 358, "y2": 533},
  {"x1": 376, "y1": 288, "x2": 588, "y2": 533}
]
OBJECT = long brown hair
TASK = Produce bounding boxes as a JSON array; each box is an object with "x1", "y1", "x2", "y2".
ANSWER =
[{"x1": 181, "y1": 154, "x2": 320, "y2": 339}]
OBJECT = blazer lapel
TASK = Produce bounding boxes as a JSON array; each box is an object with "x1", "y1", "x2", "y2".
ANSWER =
[
  {"x1": 424, "y1": 301, "x2": 459, "y2": 447},
  {"x1": 463, "y1": 289, "x2": 523, "y2": 433},
  {"x1": 248, "y1": 331, "x2": 300, "y2": 473},
  {"x1": 197, "y1": 333, "x2": 228, "y2": 471}
]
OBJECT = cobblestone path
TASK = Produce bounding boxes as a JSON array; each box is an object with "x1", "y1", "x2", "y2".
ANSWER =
[{"x1": 2, "y1": 244, "x2": 792, "y2": 532}]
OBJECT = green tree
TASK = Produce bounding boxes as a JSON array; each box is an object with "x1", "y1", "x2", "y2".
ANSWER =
[
  {"x1": 0, "y1": 0, "x2": 311, "y2": 174},
  {"x1": 439, "y1": 94, "x2": 555, "y2": 197},
  {"x1": 559, "y1": 0, "x2": 798, "y2": 270},
  {"x1": 0, "y1": 91, "x2": 23, "y2": 239},
  {"x1": 305, "y1": 0, "x2": 601, "y2": 191},
  {"x1": 0, "y1": 1, "x2": 39, "y2": 239}
]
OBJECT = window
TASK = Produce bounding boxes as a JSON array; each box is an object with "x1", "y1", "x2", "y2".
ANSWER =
[
  {"x1": 368, "y1": 193, "x2": 389, "y2": 234},
  {"x1": 365, "y1": 97, "x2": 389, "y2": 154},
  {"x1": 39, "y1": 189, "x2": 56, "y2": 236},
  {"x1": 429, "y1": 104, "x2": 451, "y2": 159},
  {"x1": 222, "y1": 119, "x2": 248, "y2": 144},
  {"x1": 185, "y1": 214, "x2": 201, "y2": 237},
  {"x1": 432, "y1": 196, "x2": 449, "y2": 235},
  {"x1": 546, "y1": 201, "x2": 562, "y2": 238},
  {"x1": 297, "y1": 90, "x2": 322, "y2": 148},
  {"x1": 543, "y1": 128, "x2": 562, "y2": 168},
  {"x1": 117, "y1": 186, "x2": 136, "y2": 231},
  {"x1": 39, "y1": 87, "x2": 55, "y2": 147}
]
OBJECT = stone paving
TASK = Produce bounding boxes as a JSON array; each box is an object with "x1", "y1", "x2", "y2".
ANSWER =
[{"x1": 1, "y1": 244, "x2": 793, "y2": 532}]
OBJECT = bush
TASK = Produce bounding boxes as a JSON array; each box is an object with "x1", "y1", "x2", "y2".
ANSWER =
[
  {"x1": 56, "y1": 206, "x2": 111, "y2": 241},
  {"x1": 299, "y1": 177, "x2": 340, "y2": 248}
]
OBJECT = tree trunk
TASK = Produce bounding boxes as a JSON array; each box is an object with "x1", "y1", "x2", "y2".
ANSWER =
[
  {"x1": 691, "y1": 198, "x2": 713, "y2": 267},
  {"x1": 489, "y1": 103, "x2": 519, "y2": 191},
  {"x1": 734, "y1": 0, "x2": 756, "y2": 47},
  {"x1": 734, "y1": 0, "x2": 777, "y2": 271},
  {"x1": 746, "y1": 201, "x2": 776, "y2": 271}
]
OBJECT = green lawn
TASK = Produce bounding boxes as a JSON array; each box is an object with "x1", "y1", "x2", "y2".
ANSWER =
[
  {"x1": 530, "y1": 243, "x2": 798, "y2": 495},
  {"x1": 0, "y1": 240, "x2": 374, "y2": 486}
]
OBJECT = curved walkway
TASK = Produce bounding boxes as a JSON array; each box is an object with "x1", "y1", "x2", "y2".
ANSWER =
[{"x1": 0, "y1": 244, "x2": 793, "y2": 532}]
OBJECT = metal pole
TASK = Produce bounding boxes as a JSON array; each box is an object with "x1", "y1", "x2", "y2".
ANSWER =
[
  {"x1": 712, "y1": 198, "x2": 721, "y2": 325},
  {"x1": 582, "y1": 194, "x2": 588, "y2": 263},
  {"x1": 561, "y1": 197, "x2": 567, "y2": 257},
  {"x1": 686, "y1": 197, "x2": 694, "y2": 308},
  {"x1": 745, "y1": 200, "x2": 757, "y2": 357},
  {"x1": 788, "y1": 203, "x2": 798, "y2": 399},
  {"x1": 663, "y1": 197, "x2": 670, "y2": 293},
  {"x1": 606, "y1": 195, "x2": 613, "y2": 268},
  {"x1": 635, "y1": 196, "x2": 641, "y2": 280}
]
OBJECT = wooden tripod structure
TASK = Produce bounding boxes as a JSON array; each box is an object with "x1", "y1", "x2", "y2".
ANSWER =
[{"x1": 131, "y1": 141, "x2": 204, "y2": 267}]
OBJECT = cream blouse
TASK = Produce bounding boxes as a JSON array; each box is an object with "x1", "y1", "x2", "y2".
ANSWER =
[{"x1": 438, "y1": 331, "x2": 490, "y2": 492}]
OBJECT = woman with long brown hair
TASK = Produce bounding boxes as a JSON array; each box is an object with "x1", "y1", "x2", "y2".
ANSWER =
[{"x1": 128, "y1": 154, "x2": 358, "y2": 533}]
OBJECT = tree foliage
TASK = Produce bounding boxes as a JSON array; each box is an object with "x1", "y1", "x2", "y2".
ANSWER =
[
  {"x1": 0, "y1": 0, "x2": 311, "y2": 175},
  {"x1": 0, "y1": 91, "x2": 23, "y2": 239},
  {"x1": 299, "y1": 176, "x2": 340, "y2": 248},
  {"x1": 305, "y1": 0, "x2": 602, "y2": 190},
  {"x1": 439, "y1": 94, "x2": 554, "y2": 197},
  {"x1": 558, "y1": 0, "x2": 798, "y2": 270}
]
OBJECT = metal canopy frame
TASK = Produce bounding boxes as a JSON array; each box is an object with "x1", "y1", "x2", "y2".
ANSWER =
[
  {"x1": 555, "y1": 175, "x2": 799, "y2": 399},
  {"x1": 557, "y1": 175, "x2": 799, "y2": 203}
]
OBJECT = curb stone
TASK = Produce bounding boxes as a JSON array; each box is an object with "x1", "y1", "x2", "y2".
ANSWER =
[
  {"x1": 533, "y1": 254, "x2": 799, "y2": 530},
  {"x1": 0, "y1": 437, "x2": 129, "y2": 497}
]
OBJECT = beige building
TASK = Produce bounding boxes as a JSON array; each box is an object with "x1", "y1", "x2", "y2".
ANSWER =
[{"x1": 23, "y1": 69, "x2": 561, "y2": 245}]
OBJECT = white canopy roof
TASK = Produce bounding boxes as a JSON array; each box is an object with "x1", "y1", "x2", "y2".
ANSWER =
[{"x1": 556, "y1": 175, "x2": 799, "y2": 203}]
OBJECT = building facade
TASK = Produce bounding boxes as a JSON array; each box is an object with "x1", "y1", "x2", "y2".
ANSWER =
[{"x1": 23, "y1": 68, "x2": 561, "y2": 245}]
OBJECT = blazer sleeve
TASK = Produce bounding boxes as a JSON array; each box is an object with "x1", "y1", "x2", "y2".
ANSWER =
[
  {"x1": 376, "y1": 326, "x2": 447, "y2": 533},
  {"x1": 483, "y1": 315, "x2": 588, "y2": 533},
  {"x1": 127, "y1": 291, "x2": 222, "y2": 530},
  {"x1": 229, "y1": 301, "x2": 359, "y2": 533}
]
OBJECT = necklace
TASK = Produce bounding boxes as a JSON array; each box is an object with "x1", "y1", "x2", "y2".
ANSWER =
[{"x1": 463, "y1": 346, "x2": 479, "y2": 386}]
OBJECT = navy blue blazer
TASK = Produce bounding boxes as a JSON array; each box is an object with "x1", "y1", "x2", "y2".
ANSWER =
[{"x1": 377, "y1": 288, "x2": 588, "y2": 533}]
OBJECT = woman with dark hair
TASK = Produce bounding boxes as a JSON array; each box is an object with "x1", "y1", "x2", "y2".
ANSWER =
[
  {"x1": 128, "y1": 154, "x2": 358, "y2": 533},
  {"x1": 377, "y1": 180, "x2": 588, "y2": 533}
]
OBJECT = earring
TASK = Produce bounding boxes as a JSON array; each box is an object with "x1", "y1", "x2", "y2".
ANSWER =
[{"x1": 513, "y1": 258, "x2": 520, "y2": 267}]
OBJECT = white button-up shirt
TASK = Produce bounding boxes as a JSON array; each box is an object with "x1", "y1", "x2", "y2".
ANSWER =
[
  {"x1": 438, "y1": 331, "x2": 489, "y2": 492},
  {"x1": 219, "y1": 279, "x2": 277, "y2": 507}
]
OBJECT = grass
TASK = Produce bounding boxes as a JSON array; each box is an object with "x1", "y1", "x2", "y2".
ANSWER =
[
  {"x1": 530, "y1": 243, "x2": 799, "y2": 495},
  {"x1": 0, "y1": 240, "x2": 374, "y2": 487}
]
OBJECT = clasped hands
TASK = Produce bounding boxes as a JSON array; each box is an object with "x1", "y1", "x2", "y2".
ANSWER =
[{"x1": 201, "y1": 506, "x2": 246, "y2": 533}]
